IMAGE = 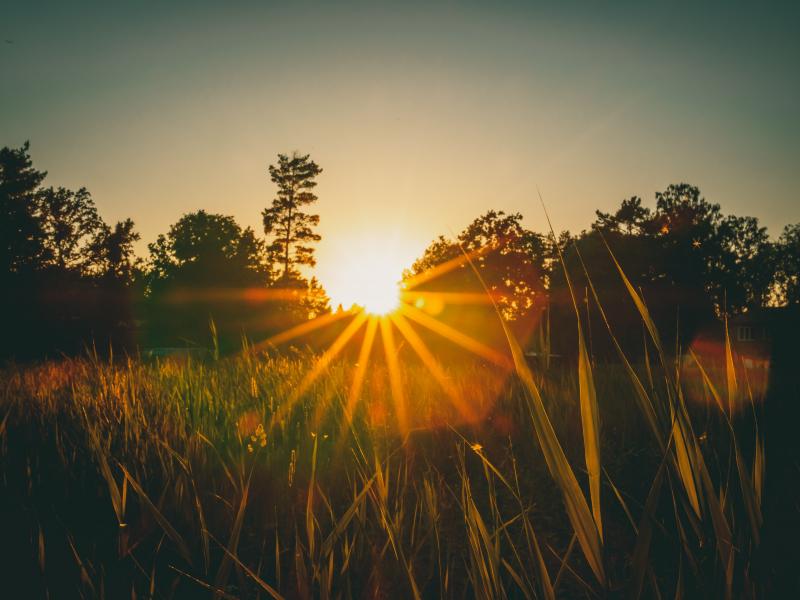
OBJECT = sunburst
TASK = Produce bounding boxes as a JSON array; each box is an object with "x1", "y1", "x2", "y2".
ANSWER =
[{"x1": 253, "y1": 244, "x2": 512, "y2": 435}]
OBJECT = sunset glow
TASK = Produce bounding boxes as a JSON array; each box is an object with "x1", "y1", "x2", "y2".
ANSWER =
[{"x1": 320, "y1": 235, "x2": 413, "y2": 314}]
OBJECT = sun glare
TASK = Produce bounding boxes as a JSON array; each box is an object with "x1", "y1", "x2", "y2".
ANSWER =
[
  {"x1": 360, "y1": 282, "x2": 401, "y2": 315},
  {"x1": 321, "y1": 236, "x2": 414, "y2": 315}
]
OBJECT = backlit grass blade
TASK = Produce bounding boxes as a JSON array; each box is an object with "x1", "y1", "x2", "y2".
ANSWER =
[
  {"x1": 458, "y1": 228, "x2": 606, "y2": 586},
  {"x1": 120, "y1": 466, "x2": 193, "y2": 566},
  {"x1": 690, "y1": 349, "x2": 762, "y2": 543},
  {"x1": 504, "y1": 322, "x2": 606, "y2": 585},
  {"x1": 724, "y1": 315, "x2": 738, "y2": 414},
  {"x1": 576, "y1": 248, "x2": 664, "y2": 451},
  {"x1": 670, "y1": 407, "x2": 702, "y2": 519},
  {"x1": 541, "y1": 199, "x2": 604, "y2": 544},
  {"x1": 578, "y1": 329, "x2": 603, "y2": 540}
]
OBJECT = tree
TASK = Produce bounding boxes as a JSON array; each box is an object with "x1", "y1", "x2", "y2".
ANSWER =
[
  {"x1": 775, "y1": 223, "x2": 800, "y2": 305},
  {"x1": 591, "y1": 184, "x2": 775, "y2": 315},
  {"x1": 89, "y1": 218, "x2": 142, "y2": 283},
  {"x1": 148, "y1": 210, "x2": 267, "y2": 288},
  {"x1": 144, "y1": 210, "x2": 270, "y2": 349},
  {"x1": 717, "y1": 214, "x2": 774, "y2": 310},
  {"x1": 303, "y1": 276, "x2": 331, "y2": 319},
  {"x1": 262, "y1": 153, "x2": 323, "y2": 281},
  {"x1": 0, "y1": 142, "x2": 47, "y2": 275},
  {"x1": 36, "y1": 186, "x2": 103, "y2": 272},
  {"x1": 595, "y1": 196, "x2": 652, "y2": 235},
  {"x1": 409, "y1": 210, "x2": 547, "y2": 321}
]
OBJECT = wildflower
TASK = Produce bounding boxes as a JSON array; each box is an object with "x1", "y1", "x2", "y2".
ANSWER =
[
  {"x1": 692, "y1": 238, "x2": 701, "y2": 248},
  {"x1": 247, "y1": 443, "x2": 254, "y2": 453},
  {"x1": 471, "y1": 443, "x2": 483, "y2": 453},
  {"x1": 248, "y1": 423, "x2": 267, "y2": 450}
]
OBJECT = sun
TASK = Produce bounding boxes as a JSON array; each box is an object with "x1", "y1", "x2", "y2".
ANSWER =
[
  {"x1": 320, "y1": 236, "x2": 413, "y2": 315},
  {"x1": 331, "y1": 255, "x2": 402, "y2": 315},
  {"x1": 359, "y1": 282, "x2": 401, "y2": 315}
]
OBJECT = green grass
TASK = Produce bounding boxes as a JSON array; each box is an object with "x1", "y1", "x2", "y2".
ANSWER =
[{"x1": 0, "y1": 334, "x2": 765, "y2": 598}]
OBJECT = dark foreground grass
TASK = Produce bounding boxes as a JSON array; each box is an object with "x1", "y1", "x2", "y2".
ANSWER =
[{"x1": 0, "y1": 339, "x2": 785, "y2": 599}]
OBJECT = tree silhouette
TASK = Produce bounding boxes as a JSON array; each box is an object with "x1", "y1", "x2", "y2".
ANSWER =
[
  {"x1": 775, "y1": 223, "x2": 800, "y2": 305},
  {"x1": 303, "y1": 276, "x2": 331, "y2": 319},
  {"x1": 410, "y1": 210, "x2": 547, "y2": 321},
  {"x1": 148, "y1": 210, "x2": 267, "y2": 288},
  {"x1": 144, "y1": 210, "x2": 269, "y2": 349},
  {"x1": 89, "y1": 218, "x2": 141, "y2": 283},
  {"x1": 262, "y1": 153, "x2": 322, "y2": 282},
  {"x1": 0, "y1": 142, "x2": 47, "y2": 275},
  {"x1": 36, "y1": 186, "x2": 103, "y2": 272},
  {"x1": 0, "y1": 143, "x2": 141, "y2": 357}
]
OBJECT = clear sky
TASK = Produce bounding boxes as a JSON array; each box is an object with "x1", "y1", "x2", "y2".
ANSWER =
[{"x1": 2, "y1": 1, "x2": 799, "y2": 307}]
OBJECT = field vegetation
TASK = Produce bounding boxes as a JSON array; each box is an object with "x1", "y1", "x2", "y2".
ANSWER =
[{"x1": 0, "y1": 276, "x2": 775, "y2": 598}]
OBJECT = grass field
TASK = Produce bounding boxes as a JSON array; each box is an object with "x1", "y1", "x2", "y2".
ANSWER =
[{"x1": 0, "y1": 304, "x2": 773, "y2": 599}]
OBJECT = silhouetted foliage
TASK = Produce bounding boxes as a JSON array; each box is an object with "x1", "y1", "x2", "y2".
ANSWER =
[
  {"x1": 304, "y1": 276, "x2": 331, "y2": 319},
  {"x1": 3, "y1": 139, "x2": 796, "y2": 363},
  {"x1": 775, "y1": 223, "x2": 800, "y2": 305},
  {"x1": 89, "y1": 218, "x2": 141, "y2": 283},
  {"x1": 0, "y1": 143, "x2": 141, "y2": 358},
  {"x1": 36, "y1": 186, "x2": 103, "y2": 272},
  {"x1": 263, "y1": 153, "x2": 323, "y2": 281},
  {"x1": 0, "y1": 142, "x2": 47, "y2": 275},
  {"x1": 406, "y1": 210, "x2": 548, "y2": 359},
  {"x1": 143, "y1": 210, "x2": 270, "y2": 350},
  {"x1": 550, "y1": 184, "x2": 778, "y2": 358},
  {"x1": 409, "y1": 210, "x2": 548, "y2": 321},
  {"x1": 147, "y1": 210, "x2": 267, "y2": 290}
]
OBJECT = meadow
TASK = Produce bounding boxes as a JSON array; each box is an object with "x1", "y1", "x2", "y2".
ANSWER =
[{"x1": 0, "y1": 293, "x2": 776, "y2": 598}]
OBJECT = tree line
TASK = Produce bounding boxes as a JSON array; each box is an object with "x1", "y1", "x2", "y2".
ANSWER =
[
  {"x1": 2, "y1": 141, "x2": 799, "y2": 359},
  {"x1": 408, "y1": 186, "x2": 800, "y2": 358},
  {"x1": 1, "y1": 143, "x2": 329, "y2": 358}
]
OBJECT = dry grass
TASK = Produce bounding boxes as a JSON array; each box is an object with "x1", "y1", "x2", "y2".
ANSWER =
[{"x1": 0, "y1": 256, "x2": 769, "y2": 598}]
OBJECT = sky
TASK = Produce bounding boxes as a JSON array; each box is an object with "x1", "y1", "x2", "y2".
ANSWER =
[{"x1": 2, "y1": 1, "x2": 799, "y2": 308}]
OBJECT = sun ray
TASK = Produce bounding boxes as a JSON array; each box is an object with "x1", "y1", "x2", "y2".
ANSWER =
[
  {"x1": 379, "y1": 316, "x2": 408, "y2": 435},
  {"x1": 398, "y1": 302, "x2": 511, "y2": 369},
  {"x1": 402, "y1": 244, "x2": 493, "y2": 291},
  {"x1": 270, "y1": 311, "x2": 368, "y2": 428},
  {"x1": 345, "y1": 316, "x2": 379, "y2": 419},
  {"x1": 389, "y1": 312, "x2": 479, "y2": 423},
  {"x1": 251, "y1": 309, "x2": 354, "y2": 352},
  {"x1": 400, "y1": 290, "x2": 497, "y2": 306},
  {"x1": 164, "y1": 286, "x2": 311, "y2": 304}
]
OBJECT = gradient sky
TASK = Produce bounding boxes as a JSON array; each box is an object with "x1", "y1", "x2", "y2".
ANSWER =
[{"x1": 2, "y1": 1, "x2": 799, "y2": 307}]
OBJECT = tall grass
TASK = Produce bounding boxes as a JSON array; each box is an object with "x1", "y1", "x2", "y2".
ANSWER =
[{"x1": 0, "y1": 261, "x2": 769, "y2": 598}]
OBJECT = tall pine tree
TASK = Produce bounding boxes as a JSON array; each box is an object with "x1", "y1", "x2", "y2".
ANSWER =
[{"x1": 262, "y1": 153, "x2": 323, "y2": 281}]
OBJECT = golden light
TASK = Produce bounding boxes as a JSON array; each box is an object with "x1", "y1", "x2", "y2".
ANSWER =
[
  {"x1": 252, "y1": 234, "x2": 516, "y2": 435},
  {"x1": 358, "y1": 279, "x2": 400, "y2": 315},
  {"x1": 320, "y1": 235, "x2": 412, "y2": 315}
]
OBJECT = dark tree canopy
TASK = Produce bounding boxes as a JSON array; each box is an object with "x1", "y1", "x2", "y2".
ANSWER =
[
  {"x1": 775, "y1": 223, "x2": 800, "y2": 306},
  {"x1": 0, "y1": 142, "x2": 48, "y2": 275},
  {"x1": 36, "y1": 186, "x2": 103, "y2": 272},
  {"x1": 148, "y1": 210, "x2": 268, "y2": 289},
  {"x1": 89, "y1": 218, "x2": 142, "y2": 283},
  {"x1": 0, "y1": 143, "x2": 141, "y2": 357},
  {"x1": 409, "y1": 210, "x2": 548, "y2": 321},
  {"x1": 262, "y1": 153, "x2": 323, "y2": 282},
  {"x1": 591, "y1": 184, "x2": 775, "y2": 315}
]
